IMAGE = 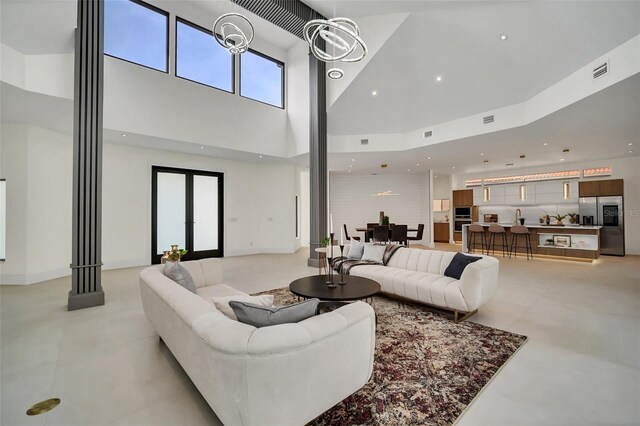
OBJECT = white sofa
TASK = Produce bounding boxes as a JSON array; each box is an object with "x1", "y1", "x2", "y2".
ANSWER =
[
  {"x1": 340, "y1": 246, "x2": 499, "y2": 322},
  {"x1": 139, "y1": 258, "x2": 376, "y2": 426}
]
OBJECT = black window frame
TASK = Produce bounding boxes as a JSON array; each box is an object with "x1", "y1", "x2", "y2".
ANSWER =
[
  {"x1": 239, "y1": 48, "x2": 285, "y2": 109},
  {"x1": 174, "y1": 16, "x2": 236, "y2": 94},
  {"x1": 104, "y1": 0, "x2": 170, "y2": 74}
]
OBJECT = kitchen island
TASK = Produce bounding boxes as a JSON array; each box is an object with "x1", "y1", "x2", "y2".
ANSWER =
[{"x1": 462, "y1": 223, "x2": 602, "y2": 260}]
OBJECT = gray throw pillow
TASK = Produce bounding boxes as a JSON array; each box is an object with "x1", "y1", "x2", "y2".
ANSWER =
[
  {"x1": 164, "y1": 262, "x2": 197, "y2": 293},
  {"x1": 229, "y1": 298, "x2": 320, "y2": 328},
  {"x1": 347, "y1": 240, "x2": 365, "y2": 260},
  {"x1": 361, "y1": 243, "x2": 386, "y2": 263}
]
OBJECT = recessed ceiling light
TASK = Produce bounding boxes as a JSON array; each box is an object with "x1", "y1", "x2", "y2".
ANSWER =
[
  {"x1": 427, "y1": 157, "x2": 431, "y2": 160},
  {"x1": 407, "y1": 169, "x2": 411, "y2": 172},
  {"x1": 371, "y1": 90, "x2": 377, "y2": 96},
  {"x1": 349, "y1": 164, "x2": 353, "y2": 168},
  {"x1": 122, "y1": 133, "x2": 127, "y2": 137},
  {"x1": 628, "y1": 143, "x2": 633, "y2": 146},
  {"x1": 200, "y1": 146, "x2": 205, "y2": 149},
  {"x1": 452, "y1": 166, "x2": 455, "y2": 169},
  {"x1": 480, "y1": 153, "x2": 484, "y2": 156},
  {"x1": 348, "y1": 170, "x2": 351, "y2": 173},
  {"x1": 500, "y1": 34, "x2": 508, "y2": 41},
  {"x1": 416, "y1": 164, "x2": 420, "y2": 167},
  {"x1": 560, "y1": 158, "x2": 565, "y2": 161},
  {"x1": 351, "y1": 158, "x2": 356, "y2": 161},
  {"x1": 543, "y1": 142, "x2": 548, "y2": 146},
  {"x1": 506, "y1": 163, "x2": 514, "y2": 167},
  {"x1": 259, "y1": 155, "x2": 263, "y2": 158},
  {"x1": 435, "y1": 75, "x2": 443, "y2": 82},
  {"x1": 629, "y1": 150, "x2": 633, "y2": 154}
]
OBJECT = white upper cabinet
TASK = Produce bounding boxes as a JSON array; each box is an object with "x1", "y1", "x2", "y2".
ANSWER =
[{"x1": 470, "y1": 181, "x2": 579, "y2": 206}]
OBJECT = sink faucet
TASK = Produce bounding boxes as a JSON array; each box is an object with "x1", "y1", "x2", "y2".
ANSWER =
[{"x1": 515, "y1": 209, "x2": 522, "y2": 224}]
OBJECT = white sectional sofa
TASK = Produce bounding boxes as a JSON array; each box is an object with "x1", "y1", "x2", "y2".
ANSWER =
[
  {"x1": 139, "y1": 258, "x2": 376, "y2": 426},
  {"x1": 345, "y1": 246, "x2": 499, "y2": 322}
]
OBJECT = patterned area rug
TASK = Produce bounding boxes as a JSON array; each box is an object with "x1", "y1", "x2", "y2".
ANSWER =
[{"x1": 261, "y1": 288, "x2": 527, "y2": 426}]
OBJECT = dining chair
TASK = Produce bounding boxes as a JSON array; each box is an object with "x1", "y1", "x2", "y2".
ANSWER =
[
  {"x1": 372, "y1": 225, "x2": 390, "y2": 244},
  {"x1": 406, "y1": 224, "x2": 425, "y2": 247},
  {"x1": 365, "y1": 223, "x2": 378, "y2": 242},
  {"x1": 343, "y1": 224, "x2": 360, "y2": 241},
  {"x1": 390, "y1": 224, "x2": 408, "y2": 246}
]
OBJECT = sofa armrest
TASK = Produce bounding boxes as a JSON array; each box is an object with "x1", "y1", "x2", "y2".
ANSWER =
[{"x1": 458, "y1": 257, "x2": 499, "y2": 311}]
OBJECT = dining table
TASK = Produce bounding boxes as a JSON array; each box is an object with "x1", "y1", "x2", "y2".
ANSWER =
[{"x1": 355, "y1": 225, "x2": 418, "y2": 242}]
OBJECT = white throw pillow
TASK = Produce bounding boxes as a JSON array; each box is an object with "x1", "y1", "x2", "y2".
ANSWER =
[
  {"x1": 212, "y1": 295, "x2": 274, "y2": 320},
  {"x1": 347, "y1": 240, "x2": 365, "y2": 260},
  {"x1": 361, "y1": 244, "x2": 386, "y2": 264}
]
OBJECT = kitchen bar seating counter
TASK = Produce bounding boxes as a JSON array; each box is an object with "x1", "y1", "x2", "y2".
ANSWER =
[{"x1": 461, "y1": 223, "x2": 602, "y2": 260}]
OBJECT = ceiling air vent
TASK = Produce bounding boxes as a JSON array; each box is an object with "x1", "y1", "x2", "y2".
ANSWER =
[
  {"x1": 423, "y1": 130, "x2": 433, "y2": 138},
  {"x1": 593, "y1": 61, "x2": 608, "y2": 80},
  {"x1": 360, "y1": 139, "x2": 369, "y2": 145},
  {"x1": 483, "y1": 115, "x2": 494, "y2": 124}
]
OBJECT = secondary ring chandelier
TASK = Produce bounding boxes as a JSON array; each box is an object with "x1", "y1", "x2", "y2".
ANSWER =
[
  {"x1": 304, "y1": 17, "x2": 367, "y2": 80},
  {"x1": 213, "y1": 12, "x2": 254, "y2": 55}
]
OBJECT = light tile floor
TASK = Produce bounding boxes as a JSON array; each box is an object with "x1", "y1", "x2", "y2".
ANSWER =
[{"x1": 1, "y1": 246, "x2": 639, "y2": 425}]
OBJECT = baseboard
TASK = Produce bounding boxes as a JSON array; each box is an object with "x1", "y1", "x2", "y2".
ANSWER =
[{"x1": 1, "y1": 267, "x2": 70, "y2": 285}]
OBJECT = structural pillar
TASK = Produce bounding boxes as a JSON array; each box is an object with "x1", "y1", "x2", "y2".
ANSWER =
[
  {"x1": 69, "y1": 0, "x2": 105, "y2": 310},
  {"x1": 307, "y1": 54, "x2": 327, "y2": 268}
]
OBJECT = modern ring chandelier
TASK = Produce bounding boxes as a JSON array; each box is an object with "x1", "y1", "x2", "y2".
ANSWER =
[
  {"x1": 304, "y1": 17, "x2": 368, "y2": 79},
  {"x1": 213, "y1": 12, "x2": 255, "y2": 55}
]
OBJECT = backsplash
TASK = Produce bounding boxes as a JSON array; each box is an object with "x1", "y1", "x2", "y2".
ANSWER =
[{"x1": 477, "y1": 204, "x2": 579, "y2": 225}]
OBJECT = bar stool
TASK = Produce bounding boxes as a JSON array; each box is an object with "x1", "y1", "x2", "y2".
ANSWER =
[
  {"x1": 468, "y1": 224, "x2": 487, "y2": 254},
  {"x1": 510, "y1": 225, "x2": 533, "y2": 260},
  {"x1": 488, "y1": 224, "x2": 510, "y2": 257}
]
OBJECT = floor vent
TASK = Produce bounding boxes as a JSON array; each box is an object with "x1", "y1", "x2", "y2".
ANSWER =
[
  {"x1": 423, "y1": 130, "x2": 433, "y2": 138},
  {"x1": 593, "y1": 61, "x2": 608, "y2": 80},
  {"x1": 483, "y1": 115, "x2": 494, "y2": 124},
  {"x1": 360, "y1": 139, "x2": 369, "y2": 145}
]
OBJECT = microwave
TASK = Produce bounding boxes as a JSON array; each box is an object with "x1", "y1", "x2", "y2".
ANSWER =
[{"x1": 454, "y1": 207, "x2": 471, "y2": 218}]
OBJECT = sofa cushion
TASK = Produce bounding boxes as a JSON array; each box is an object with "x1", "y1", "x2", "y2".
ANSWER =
[
  {"x1": 387, "y1": 249, "x2": 457, "y2": 275},
  {"x1": 347, "y1": 240, "x2": 365, "y2": 260},
  {"x1": 179, "y1": 261, "x2": 207, "y2": 288},
  {"x1": 197, "y1": 284, "x2": 247, "y2": 300},
  {"x1": 212, "y1": 294, "x2": 274, "y2": 320},
  {"x1": 229, "y1": 298, "x2": 319, "y2": 328},
  {"x1": 444, "y1": 253, "x2": 482, "y2": 280},
  {"x1": 164, "y1": 262, "x2": 197, "y2": 293},
  {"x1": 361, "y1": 244, "x2": 386, "y2": 263}
]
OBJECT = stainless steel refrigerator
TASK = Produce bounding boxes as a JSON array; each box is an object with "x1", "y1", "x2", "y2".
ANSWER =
[{"x1": 579, "y1": 196, "x2": 625, "y2": 256}]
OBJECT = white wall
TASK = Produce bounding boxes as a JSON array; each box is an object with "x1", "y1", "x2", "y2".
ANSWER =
[
  {"x1": 451, "y1": 156, "x2": 640, "y2": 254},
  {"x1": 299, "y1": 168, "x2": 310, "y2": 247},
  {"x1": 432, "y1": 174, "x2": 452, "y2": 223},
  {"x1": 329, "y1": 173, "x2": 431, "y2": 244},
  {"x1": 0, "y1": 124, "x2": 300, "y2": 285}
]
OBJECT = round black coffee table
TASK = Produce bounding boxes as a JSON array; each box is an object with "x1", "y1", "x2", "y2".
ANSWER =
[{"x1": 289, "y1": 274, "x2": 381, "y2": 302}]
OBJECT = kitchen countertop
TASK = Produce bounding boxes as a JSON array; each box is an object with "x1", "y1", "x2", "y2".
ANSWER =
[{"x1": 462, "y1": 223, "x2": 602, "y2": 230}]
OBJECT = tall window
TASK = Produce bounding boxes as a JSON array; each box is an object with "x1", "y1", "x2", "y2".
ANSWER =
[
  {"x1": 104, "y1": 0, "x2": 169, "y2": 72},
  {"x1": 240, "y1": 50, "x2": 284, "y2": 108},
  {"x1": 176, "y1": 18, "x2": 234, "y2": 92}
]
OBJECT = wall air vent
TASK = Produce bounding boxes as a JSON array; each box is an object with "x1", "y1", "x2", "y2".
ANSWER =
[
  {"x1": 593, "y1": 61, "x2": 608, "y2": 80},
  {"x1": 423, "y1": 130, "x2": 433, "y2": 138},
  {"x1": 360, "y1": 139, "x2": 369, "y2": 145},
  {"x1": 483, "y1": 115, "x2": 494, "y2": 124}
]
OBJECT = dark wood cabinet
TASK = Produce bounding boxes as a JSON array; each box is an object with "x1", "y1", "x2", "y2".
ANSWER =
[
  {"x1": 434, "y1": 223, "x2": 450, "y2": 242},
  {"x1": 452, "y1": 189, "x2": 473, "y2": 207},
  {"x1": 598, "y1": 179, "x2": 623, "y2": 196},
  {"x1": 579, "y1": 179, "x2": 623, "y2": 197}
]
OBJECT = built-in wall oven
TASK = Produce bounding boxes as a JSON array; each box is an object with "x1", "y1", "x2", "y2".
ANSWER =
[
  {"x1": 454, "y1": 207, "x2": 471, "y2": 219},
  {"x1": 454, "y1": 219, "x2": 472, "y2": 231}
]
